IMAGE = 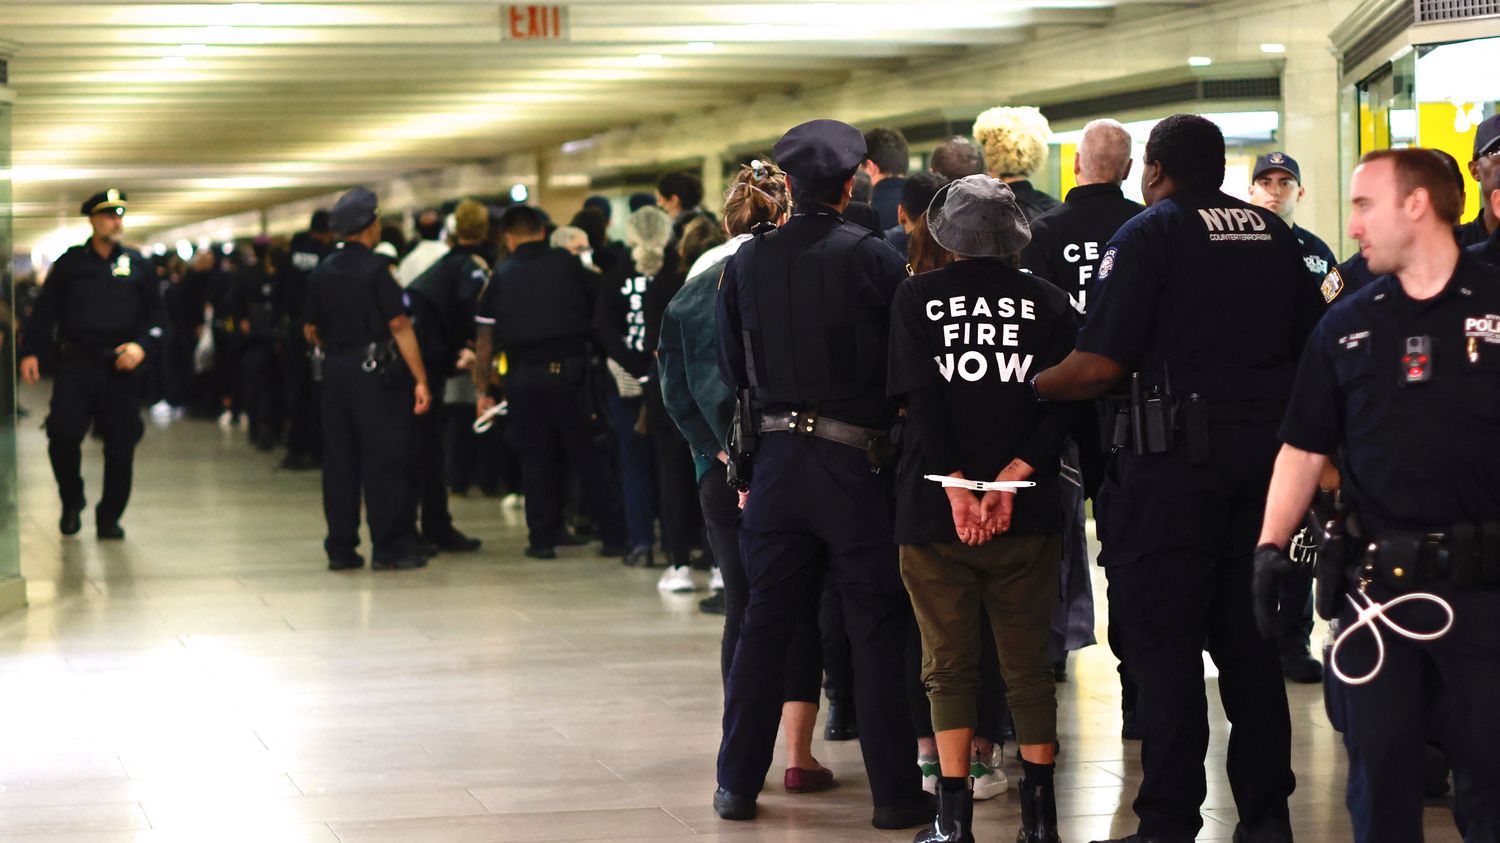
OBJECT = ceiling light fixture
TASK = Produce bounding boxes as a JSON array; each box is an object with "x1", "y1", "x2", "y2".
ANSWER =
[
  {"x1": 1188, "y1": 56, "x2": 1212, "y2": 67},
  {"x1": 161, "y1": 55, "x2": 190, "y2": 66},
  {"x1": 687, "y1": 41, "x2": 715, "y2": 52},
  {"x1": 635, "y1": 53, "x2": 664, "y2": 65},
  {"x1": 1260, "y1": 43, "x2": 1286, "y2": 53}
]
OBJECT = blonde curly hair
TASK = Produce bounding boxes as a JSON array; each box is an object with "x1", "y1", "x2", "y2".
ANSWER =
[{"x1": 972, "y1": 106, "x2": 1052, "y2": 178}]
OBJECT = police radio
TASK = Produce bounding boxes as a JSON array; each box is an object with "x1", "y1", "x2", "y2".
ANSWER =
[{"x1": 1402, "y1": 336, "x2": 1433, "y2": 385}]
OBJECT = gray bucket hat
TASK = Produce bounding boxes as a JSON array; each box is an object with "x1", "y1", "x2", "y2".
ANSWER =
[{"x1": 926, "y1": 174, "x2": 1031, "y2": 258}]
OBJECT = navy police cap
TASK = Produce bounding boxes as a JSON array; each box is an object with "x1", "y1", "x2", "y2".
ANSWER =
[
  {"x1": 774, "y1": 119, "x2": 867, "y2": 181},
  {"x1": 81, "y1": 188, "x2": 127, "y2": 216},
  {"x1": 1475, "y1": 115, "x2": 1500, "y2": 158},
  {"x1": 1252, "y1": 152, "x2": 1301, "y2": 183},
  {"x1": 330, "y1": 187, "x2": 379, "y2": 235}
]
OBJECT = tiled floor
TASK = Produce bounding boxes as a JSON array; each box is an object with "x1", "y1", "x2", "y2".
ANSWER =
[{"x1": 3, "y1": 386, "x2": 1464, "y2": 841}]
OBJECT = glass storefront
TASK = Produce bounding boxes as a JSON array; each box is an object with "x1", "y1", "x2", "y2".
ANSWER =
[{"x1": 1350, "y1": 36, "x2": 1498, "y2": 225}]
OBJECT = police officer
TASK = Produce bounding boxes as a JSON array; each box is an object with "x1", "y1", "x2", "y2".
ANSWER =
[
  {"x1": 1032, "y1": 114, "x2": 1317, "y2": 843},
  {"x1": 1020, "y1": 117, "x2": 1146, "y2": 736},
  {"x1": 303, "y1": 187, "x2": 432, "y2": 571},
  {"x1": 20, "y1": 189, "x2": 161, "y2": 539},
  {"x1": 1255, "y1": 147, "x2": 1500, "y2": 842},
  {"x1": 1472, "y1": 182, "x2": 1500, "y2": 265},
  {"x1": 472, "y1": 204, "x2": 627, "y2": 559},
  {"x1": 403, "y1": 198, "x2": 488, "y2": 553},
  {"x1": 714, "y1": 119, "x2": 930, "y2": 829},
  {"x1": 233, "y1": 241, "x2": 283, "y2": 451},
  {"x1": 280, "y1": 210, "x2": 335, "y2": 470},
  {"x1": 1458, "y1": 114, "x2": 1499, "y2": 247}
]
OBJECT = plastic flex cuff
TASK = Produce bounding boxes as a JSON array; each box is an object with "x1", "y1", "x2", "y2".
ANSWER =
[
  {"x1": 1329, "y1": 589, "x2": 1454, "y2": 686},
  {"x1": 472, "y1": 401, "x2": 510, "y2": 434},
  {"x1": 922, "y1": 475, "x2": 1036, "y2": 492}
]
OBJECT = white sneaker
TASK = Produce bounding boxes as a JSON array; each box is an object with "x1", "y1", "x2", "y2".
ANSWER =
[
  {"x1": 501, "y1": 493, "x2": 524, "y2": 511},
  {"x1": 150, "y1": 400, "x2": 173, "y2": 419},
  {"x1": 971, "y1": 746, "x2": 1008, "y2": 800},
  {"x1": 657, "y1": 565, "x2": 695, "y2": 593},
  {"x1": 216, "y1": 410, "x2": 233, "y2": 429},
  {"x1": 708, "y1": 566, "x2": 724, "y2": 592},
  {"x1": 918, "y1": 754, "x2": 939, "y2": 795}
]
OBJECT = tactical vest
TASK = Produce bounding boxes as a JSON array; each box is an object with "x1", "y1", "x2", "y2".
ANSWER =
[{"x1": 737, "y1": 219, "x2": 889, "y2": 406}]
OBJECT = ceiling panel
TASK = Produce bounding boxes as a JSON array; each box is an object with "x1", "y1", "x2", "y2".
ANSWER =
[{"x1": 3, "y1": 0, "x2": 1168, "y2": 257}]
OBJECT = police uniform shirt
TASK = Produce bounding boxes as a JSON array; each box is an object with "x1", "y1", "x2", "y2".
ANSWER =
[
  {"x1": 887, "y1": 259, "x2": 1078, "y2": 544},
  {"x1": 473, "y1": 241, "x2": 594, "y2": 363},
  {"x1": 1457, "y1": 213, "x2": 1493, "y2": 249},
  {"x1": 232, "y1": 264, "x2": 280, "y2": 339},
  {"x1": 407, "y1": 244, "x2": 487, "y2": 365},
  {"x1": 1279, "y1": 252, "x2": 1500, "y2": 533},
  {"x1": 21, "y1": 241, "x2": 161, "y2": 358},
  {"x1": 302, "y1": 242, "x2": 406, "y2": 349},
  {"x1": 1077, "y1": 188, "x2": 1323, "y2": 402},
  {"x1": 717, "y1": 210, "x2": 908, "y2": 429},
  {"x1": 1469, "y1": 226, "x2": 1500, "y2": 267},
  {"x1": 1021, "y1": 183, "x2": 1144, "y2": 314},
  {"x1": 1292, "y1": 224, "x2": 1337, "y2": 291}
]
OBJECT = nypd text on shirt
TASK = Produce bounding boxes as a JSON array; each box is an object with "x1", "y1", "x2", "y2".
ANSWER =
[{"x1": 1198, "y1": 208, "x2": 1273, "y2": 242}]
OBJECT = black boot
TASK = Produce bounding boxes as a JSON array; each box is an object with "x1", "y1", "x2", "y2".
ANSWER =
[
  {"x1": 914, "y1": 776, "x2": 973, "y2": 843},
  {"x1": 1017, "y1": 761, "x2": 1059, "y2": 843},
  {"x1": 824, "y1": 689, "x2": 858, "y2": 741}
]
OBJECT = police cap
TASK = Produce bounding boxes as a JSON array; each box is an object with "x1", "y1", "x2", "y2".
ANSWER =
[
  {"x1": 1252, "y1": 151, "x2": 1301, "y2": 183},
  {"x1": 81, "y1": 188, "x2": 128, "y2": 217},
  {"x1": 330, "y1": 187, "x2": 379, "y2": 235},
  {"x1": 1475, "y1": 115, "x2": 1500, "y2": 158},
  {"x1": 773, "y1": 119, "x2": 867, "y2": 181}
]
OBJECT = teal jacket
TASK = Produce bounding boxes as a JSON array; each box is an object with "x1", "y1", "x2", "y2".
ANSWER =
[{"x1": 658, "y1": 255, "x2": 735, "y2": 481}]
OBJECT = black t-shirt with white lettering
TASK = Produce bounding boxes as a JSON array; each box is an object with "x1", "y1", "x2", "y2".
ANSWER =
[{"x1": 887, "y1": 259, "x2": 1079, "y2": 544}]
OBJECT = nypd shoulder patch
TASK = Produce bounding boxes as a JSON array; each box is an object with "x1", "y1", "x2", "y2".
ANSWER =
[
  {"x1": 1320, "y1": 267, "x2": 1344, "y2": 304},
  {"x1": 1098, "y1": 247, "x2": 1117, "y2": 281}
]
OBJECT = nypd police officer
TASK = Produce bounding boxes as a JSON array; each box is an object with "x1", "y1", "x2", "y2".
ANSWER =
[
  {"x1": 303, "y1": 187, "x2": 432, "y2": 571},
  {"x1": 20, "y1": 189, "x2": 161, "y2": 539},
  {"x1": 280, "y1": 209, "x2": 336, "y2": 470},
  {"x1": 1257, "y1": 147, "x2": 1500, "y2": 843},
  {"x1": 1033, "y1": 114, "x2": 1318, "y2": 843},
  {"x1": 714, "y1": 119, "x2": 930, "y2": 829}
]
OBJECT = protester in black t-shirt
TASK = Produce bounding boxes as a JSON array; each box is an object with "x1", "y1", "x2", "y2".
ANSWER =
[{"x1": 887, "y1": 176, "x2": 1077, "y2": 843}]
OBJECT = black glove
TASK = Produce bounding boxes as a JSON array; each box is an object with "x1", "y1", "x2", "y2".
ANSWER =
[{"x1": 1252, "y1": 543, "x2": 1295, "y2": 640}]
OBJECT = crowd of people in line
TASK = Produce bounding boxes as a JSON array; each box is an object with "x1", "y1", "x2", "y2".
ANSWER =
[{"x1": 15, "y1": 103, "x2": 1500, "y2": 843}]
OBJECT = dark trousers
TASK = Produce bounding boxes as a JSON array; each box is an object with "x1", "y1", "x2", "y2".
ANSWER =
[
  {"x1": 1329, "y1": 578, "x2": 1500, "y2": 843},
  {"x1": 1097, "y1": 429, "x2": 1294, "y2": 841},
  {"x1": 717, "y1": 434, "x2": 920, "y2": 808},
  {"x1": 504, "y1": 369, "x2": 625, "y2": 549},
  {"x1": 608, "y1": 391, "x2": 656, "y2": 549},
  {"x1": 283, "y1": 333, "x2": 322, "y2": 460},
  {"x1": 445, "y1": 404, "x2": 509, "y2": 494},
  {"x1": 319, "y1": 352, "x2": 412, "y2": 562},
  {"x1": 240, "y1": 339, "x2": 280, "y2": 446},
  {"x1": 646, "y1": 381, "x2": 706, "y2": 568},
  {"x1": 406, "y1": 390, "x2": 454, "y2": 538},
  {"x1": 1276, "y1": 565, "x2": 1316, "y2": 657},
  {"x1": 45, "y1": 361, "x2": 144, "y2": 525},
  {"x1": 700, "y1": 462, "x2": 822, "y2": 699},
  {"x1": 211, "y1": 329, "x2": 242, "y2": 412}
]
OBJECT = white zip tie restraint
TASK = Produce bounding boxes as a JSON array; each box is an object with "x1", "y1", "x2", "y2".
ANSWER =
[
  {"x1": 1329, "y1": 587, "x2": 1454, "y2": 686},
  {"x1": 472, "y1": 401, "x2": 509, "y2": 434},
  {"x1": 923, "y1": 475, "x2": 1036, "y2": 493}
]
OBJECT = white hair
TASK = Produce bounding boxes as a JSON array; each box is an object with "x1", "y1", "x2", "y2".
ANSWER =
[{"x1": 1077, "y1": 119, "x2": 1133, "y2": 184}]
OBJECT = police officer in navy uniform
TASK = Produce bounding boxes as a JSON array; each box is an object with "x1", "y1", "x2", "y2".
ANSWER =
[
  {"x1": 1033, "y1": 115, "x2": 1317, "y2": 843},
  {"x1": 472, "y1": 204, "x2": 627, "y2": 559},
  {"x1": 1020, "y1": 117, "x2": 1146, "y2": 737},
  {"x1": 1458, "y1": 114, "x2": 1499, "y2": 247},
  {"x1": 1255, "y1": 147, "x2": 1500, "y2": 843},
  {"x1": 714, "y1": 119, "x2": 930, "y2": 829},
  {"x1": 1471, "y1": 182, "x2": 1500, "y2": 266},
  {"x1": 280, "y1": 210, "x2": 336, "y2": 470},
  {"x1": 303, "y1": 187, "x2": 432, "y2": 571},
  {"x1": 20, "y1": 189, "x2": 161, "y2": 539},
  {"x1": 1245, "y1": 150, "x2": 1339, "y2": 683},
  {"x1": 403, "y1": 198, "x2": 488, "y2": 553}
]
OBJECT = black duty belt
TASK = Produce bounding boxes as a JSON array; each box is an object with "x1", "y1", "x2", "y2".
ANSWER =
[
  {"x1": 759, "y1": 410, "x2": 883, "y2": 452},
  {"x1": 1358, "y1": 522, "x2": 1500, "y2": 590},
  {"x1": 55, "y1": 342, "x2": 119, "y2": 364}
]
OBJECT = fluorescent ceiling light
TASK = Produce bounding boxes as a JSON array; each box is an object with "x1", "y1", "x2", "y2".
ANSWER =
[
  {"x1": 1260, "y1": 43, "x2": 1286, "y2": 53},
  {"x1": 161, "y1": 56, "x2": 189, "y2": 66},
  {"x1": 687, "y1": 41, "x2": 715, "y2": 52},
  {"x1": 635, "y1": 53, "x2": 665, "y2": 65},
  {"x1": 1188, "y1": 56, "x2": 1212, "y2": 66}
]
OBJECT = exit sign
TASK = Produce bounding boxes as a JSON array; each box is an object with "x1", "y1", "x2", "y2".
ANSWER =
[{"x1": 502, "y1": 5, "x2": 569, "y2": 41}]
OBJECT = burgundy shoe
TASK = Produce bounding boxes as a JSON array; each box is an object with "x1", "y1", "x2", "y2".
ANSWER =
[{"x1": 784, "y1": 766, "x2": 836, "y2": 793}]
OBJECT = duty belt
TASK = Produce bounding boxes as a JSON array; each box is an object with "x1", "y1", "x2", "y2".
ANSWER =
[{"x1": 759, "y1": 410, "x2": 883, "y2": 452}]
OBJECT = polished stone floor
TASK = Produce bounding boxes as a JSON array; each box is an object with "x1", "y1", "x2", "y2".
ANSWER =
[{"x1": 3, "y1": 386, "x2": 1463, "y2": 841}]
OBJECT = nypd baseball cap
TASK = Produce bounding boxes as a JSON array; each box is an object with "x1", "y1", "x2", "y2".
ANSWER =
[
  {"x1": 81, "y1": 188, "x2": 127, "y2": 216},
  {"x1": 329, "y1": 187, "x2": 379, "y2": 235},
  {"x1": 1475, "y1": 115, "x2": 1500, "y2": 158},
  {"x1": 1252, "y1": 152, "x2": 1301, "y2": 183}
]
